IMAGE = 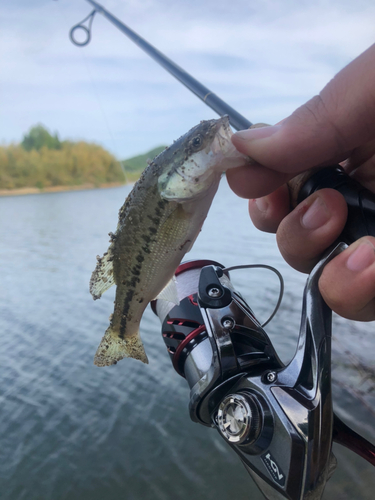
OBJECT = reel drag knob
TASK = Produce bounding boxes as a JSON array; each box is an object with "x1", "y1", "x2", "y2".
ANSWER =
[{"x1": 217, "y1": 393, "x2": 261, "y2": 445}]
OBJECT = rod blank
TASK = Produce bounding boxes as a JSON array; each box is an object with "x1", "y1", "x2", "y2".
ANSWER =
[{"x1": 84, "y1": 0, "x2": 252, "y2": 131}]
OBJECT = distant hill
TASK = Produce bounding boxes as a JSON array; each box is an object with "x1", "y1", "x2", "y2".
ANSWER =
[{"x1": 121, "y1": 145, "x2": 167, "y2": 182}]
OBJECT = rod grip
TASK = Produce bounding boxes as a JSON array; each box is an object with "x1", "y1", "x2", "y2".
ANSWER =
[{"x1": 288, "y1": 166, "x2": 375, "y2": 243}]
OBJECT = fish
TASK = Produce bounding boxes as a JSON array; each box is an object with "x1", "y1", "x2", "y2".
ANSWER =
[{"x1": 90, "y1": 116, "x2": 249, "y2": 367}]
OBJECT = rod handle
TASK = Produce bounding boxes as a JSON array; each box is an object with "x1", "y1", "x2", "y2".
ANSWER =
[{"x1": 288, "y1": 166, "x2": 375, "y2": 243}]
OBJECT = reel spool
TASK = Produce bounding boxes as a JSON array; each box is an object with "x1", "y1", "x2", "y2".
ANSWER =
[
  {"x1": 151, "y1": 260, "x2": 227, "y2": 383},
  {"x1": 151, "y1": 260, "x2": 282, "y2": 426}
]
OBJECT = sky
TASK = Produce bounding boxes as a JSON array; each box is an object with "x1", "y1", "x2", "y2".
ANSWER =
[{"x1": 1, "y1": 0, "x2": 375, "y2": 160}]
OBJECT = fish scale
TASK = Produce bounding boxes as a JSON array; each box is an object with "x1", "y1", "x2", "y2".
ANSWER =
[{"x1": 90, "y1": 116, "x2": 249, "y2": 367}]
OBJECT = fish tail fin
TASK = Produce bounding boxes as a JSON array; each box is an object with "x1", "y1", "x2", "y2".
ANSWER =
[{"x1": 94, "y1": 327, "x2": 148, "y2": 366}]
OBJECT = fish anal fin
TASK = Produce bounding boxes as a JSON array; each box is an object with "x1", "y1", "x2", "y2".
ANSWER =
[
  {"x1": 90, "y1": 247, "x2": 115, "y2": 300},
  {"x1": 155, "y1": 276, "x2": 180, "y2": 305},
  {"x1": 94, "y1": 327, "x2": 148, "y2": 366}
]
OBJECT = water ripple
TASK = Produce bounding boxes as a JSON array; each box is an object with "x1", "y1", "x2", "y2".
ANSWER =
[{"x1": 0, "y1": 182, "x2": 374, "y2": 500}]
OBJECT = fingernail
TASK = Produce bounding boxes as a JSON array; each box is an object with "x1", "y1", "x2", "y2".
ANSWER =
[
  {"x1": 234, "y1": 125, "x2": 281, "y2": 141},
  {"x1": 254, "y1": 197, "x2": 268, "y2": 212},
  {"x1": 301, "y1": 197, "x2": 330, "y2": 230},
  {"x1": 346, "y1": 241, "x2": 375, "y2": 272}
]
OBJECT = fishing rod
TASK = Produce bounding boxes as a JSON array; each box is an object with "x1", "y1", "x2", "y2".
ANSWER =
[
  {"x1": 69, "y1": 0, "x2": 252, "y2": 131},
  {"x1": 70, "y1": 4, "x2": 375, "y2": 500},
  {"x1": 70, "y1": 1, "x2": 375, "y2": 236}
]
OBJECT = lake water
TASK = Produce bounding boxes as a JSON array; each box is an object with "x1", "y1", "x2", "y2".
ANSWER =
[{"x1": 0, "y1": 181, "x2": 374, "y2": 500}]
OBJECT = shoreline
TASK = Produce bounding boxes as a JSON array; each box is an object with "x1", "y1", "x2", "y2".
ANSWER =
[{"x1": 0, "y1": 181, "x2": 131, "y2": 197}]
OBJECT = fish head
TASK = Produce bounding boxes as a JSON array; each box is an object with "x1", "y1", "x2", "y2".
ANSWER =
[{"x1": 158, "y1": 116, "x2": 248, "y2": 202}]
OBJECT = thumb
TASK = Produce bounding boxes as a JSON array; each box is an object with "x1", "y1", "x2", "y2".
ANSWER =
[{"x1": 232, "y1": 44, "x2": 375, "y2": 174}]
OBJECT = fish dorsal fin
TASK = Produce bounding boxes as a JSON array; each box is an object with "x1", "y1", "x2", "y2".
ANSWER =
[
  {"x1": 155, "y1": 276, "x2": 180, "y2": 305},
  {"x1": 90, "y1": 246, "x2": 115, "y2": 300}
]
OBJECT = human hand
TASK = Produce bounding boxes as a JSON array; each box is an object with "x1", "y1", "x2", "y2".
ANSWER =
[{"x1": 227, "y1": 44, "x2": 375, "y2": 321}]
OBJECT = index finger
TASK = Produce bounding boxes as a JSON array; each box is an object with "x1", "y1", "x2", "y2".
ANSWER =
[{"x1": 226, "y1": 162, "x2": 292, "y2": 199}]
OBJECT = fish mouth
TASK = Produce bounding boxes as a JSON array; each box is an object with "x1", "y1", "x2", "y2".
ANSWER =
[
  {"x1": 215, "y1": 115, "x2": 232, "y2": 138},
  {"x1": 210, "y1": 116, "x2": 251, "y2": 170},
  {"x1": 159, "y1": 115, "x2": 248, "y2": 202},
  {"x1": 210, "y1": 117, "x2": 234, "y2": 157}
]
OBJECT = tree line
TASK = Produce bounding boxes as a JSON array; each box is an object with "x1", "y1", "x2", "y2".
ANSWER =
[{"x1": 0, "y1": 125, "x2": 125, "y2": 190}]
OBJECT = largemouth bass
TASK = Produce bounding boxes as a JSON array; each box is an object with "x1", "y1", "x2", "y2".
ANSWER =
[{"x1": 90, "y1": 116, "x2": 248, "y2": 366}]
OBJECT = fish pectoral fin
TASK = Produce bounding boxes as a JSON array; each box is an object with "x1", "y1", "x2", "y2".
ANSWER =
[
  {"x1": 89, "y1": 245, "x2": 115, "y2": 300},
  {"x1": 155, "y1": 276, "x2": 180, "y2": 305}
]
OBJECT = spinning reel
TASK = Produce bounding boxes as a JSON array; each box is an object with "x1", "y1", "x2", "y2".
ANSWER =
[{"x1": 152, "y1": 245, "x2": 375, "y2": 500}]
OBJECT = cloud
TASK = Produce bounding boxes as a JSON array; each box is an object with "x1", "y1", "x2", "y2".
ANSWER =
[{"x1": 1, "y1": 0, "x2": 375, "y2": 157}]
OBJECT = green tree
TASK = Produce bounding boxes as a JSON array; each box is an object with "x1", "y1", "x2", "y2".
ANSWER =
[{"x1": 21, "y1": 124, "x2": 61, "y2": 151}]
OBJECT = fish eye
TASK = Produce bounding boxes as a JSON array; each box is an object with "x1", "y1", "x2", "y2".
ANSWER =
[{"x1": 192, "y1": 135, "x2": 202, "y2": 148}]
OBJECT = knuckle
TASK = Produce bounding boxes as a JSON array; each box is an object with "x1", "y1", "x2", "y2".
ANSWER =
[
  {"x1": 292, "y1": 93, "x2": 348, "y2": 155},
  {"x1": 291, "y1": 95, "x2": 328, "y2": 128},
  {"x1": 249, "y1": 206, "x2": 278, "y2": 234}
]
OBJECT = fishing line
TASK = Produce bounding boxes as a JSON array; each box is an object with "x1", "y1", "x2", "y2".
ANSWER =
[
  {"x1": 55, "y1": 1, "x2": 127, "y2": 183},
  {"x1": 223, "y1": 264, "x2": 284, "y2": 327},
  {"x1": 80, "y1": 52, "x2": 127, "y2": 179}
]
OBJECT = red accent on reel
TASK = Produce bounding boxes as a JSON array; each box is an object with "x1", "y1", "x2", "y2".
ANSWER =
[
  {"x1": 188, "y1": 294, "x2": 198, "y2": 306},
  {"x1": 172, "y1": 324, "x2": 206, "y2": 377},
  {"x1": 175, "y1": 259, "x2": 225, "y2": 277}
]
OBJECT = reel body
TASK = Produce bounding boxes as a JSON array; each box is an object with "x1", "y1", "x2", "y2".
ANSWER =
[{"x1": 152, "y1": 246, "x2": 345, "y2": 500}]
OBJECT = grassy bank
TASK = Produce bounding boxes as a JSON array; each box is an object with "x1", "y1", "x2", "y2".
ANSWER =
[{"x1": 0, "y1": 182, "x2": 126, "y2": 197}]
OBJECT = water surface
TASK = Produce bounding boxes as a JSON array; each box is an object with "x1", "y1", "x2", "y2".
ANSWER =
[{"x1": 0, "y1": 181, "x2": 374, "y2": 499}]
